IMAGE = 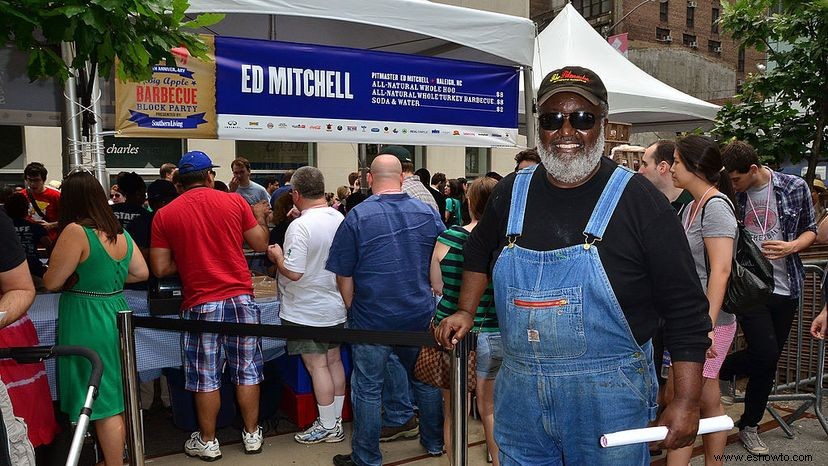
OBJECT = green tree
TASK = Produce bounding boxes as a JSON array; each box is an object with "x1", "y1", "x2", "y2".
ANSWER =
[
  {"x1": 713, "y1": 0, "x2": 827, "y2": 183},
  {"x1": 1, "y1": 0, "x2": 222, "y2": 82}
]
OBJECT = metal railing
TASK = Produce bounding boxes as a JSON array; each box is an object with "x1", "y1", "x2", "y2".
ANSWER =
[{"x1": 732, "y1": 264, "x2": 828, "y2": 438}]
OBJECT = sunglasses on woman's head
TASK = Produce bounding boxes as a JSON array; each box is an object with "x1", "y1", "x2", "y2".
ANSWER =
[
  {"x1": 63, "y1": 166, "x2": 95, "y2": 180},
  {"x1": 538, "y1": 111, "x2": 597, "y2": 131}
]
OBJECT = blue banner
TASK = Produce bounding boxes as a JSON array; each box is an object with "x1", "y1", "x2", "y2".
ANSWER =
[{"x1": 214, "y1": 36, "x2": 519, "y2": 146}]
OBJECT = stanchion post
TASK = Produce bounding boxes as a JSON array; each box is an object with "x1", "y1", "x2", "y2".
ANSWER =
[
  {"x1": 450, "y1": 336, "x2": 469, "y2": 466},
  {"x1": 118, "y1": 311, "x2": 145, "y2": 466}
]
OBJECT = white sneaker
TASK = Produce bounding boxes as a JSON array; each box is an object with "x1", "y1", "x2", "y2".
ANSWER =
[
  {"x1": 242, "y1": 425, "x2": 263, "y2": 454},
  {"x1": 184, "y1": 432, "x2": 222, "y2": 461},
  {"x1": 294, "y1": 417, "x2": 345, "y2": 444},
  {"x1": 739, "y1": 426, "x2": 769, "y2": 455},
  {"x1": 720, "y1": 379, "x2": 735, "y2": 405}
]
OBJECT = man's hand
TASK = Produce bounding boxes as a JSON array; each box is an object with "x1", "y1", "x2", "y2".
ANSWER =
[
  {"x1": 267, "y1": 244, "x2": 283, "y2": 264},
  {"x1": 810, "y1": 306, "x2": 827, "y2": 339},
  {"x1": 252, "y1": 200, "x2": 272, "y2": 223},
  {"x1": 229, "y1": 175, "x2": 240, "y2": 192},
  {"x1": 761, "y1": 240, "x2": 796, "y2": 260},
  {"x1": 435, "y1": 311, "x2": 474, "y2": 349},
  {"x1": 658, "y1": 398, "x2": 700, "y2": 450},
  {"x1": 658, "y1": 360, "x2": 703, "y2": 450},
  {"x1": 705, "y1": 330, "x2": 717, "y2": 359}
]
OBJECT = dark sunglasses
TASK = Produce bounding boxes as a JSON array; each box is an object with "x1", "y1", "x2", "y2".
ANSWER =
[
  {"x1": 538, "y1": 111, "x2": 597, "y2": 131},
  {"x1": 110, "y1": 192, "x2": 123, "y2": 199}
]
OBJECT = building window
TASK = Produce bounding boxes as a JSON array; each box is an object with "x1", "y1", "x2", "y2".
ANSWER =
[
  {"x1": 711, "y1": 8, "x2": 720, "y2": 34},
  {"x1": 708, "y1": 40, "x2": 722, "y2": 53},
  {"x1": 465, "y1": 147, "x2": 490, "y2": 179},
  {"x1": 686, "y1": 5, "x2": 695, "y2": 28},
  {"x1": 660, "y1": 1, "x2": 669, "y2": 22},
  {"x1": 0, "y1": 125, "x2": 24, "y2": 187},
  {"x1": 572, "y1": 0, "x2": 612, "y2": 20},
  {"x1": 683, "y1": 33, "x2": 697, "y2": 48},
  {"x1": 656, "y1": 27, "x2": 672, "y2": 42},
  {"x1": 103, "y1": 136, "x2": 184, "y2": 178},
  {"x1": 235, "y1": 141, "x2": 315, "y2": 185},
  {"x1": 738, "y1": 46, "x2": 746, "y2": 72}
]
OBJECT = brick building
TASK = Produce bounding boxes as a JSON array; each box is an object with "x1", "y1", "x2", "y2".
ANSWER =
[{"x1": 531, "y1": 1, "x2": 764, "y2": 106}]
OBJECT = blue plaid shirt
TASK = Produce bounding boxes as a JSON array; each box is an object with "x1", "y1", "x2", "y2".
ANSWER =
[{"x1": 735, "y1": 170, "x2": 816, "y2": 299}]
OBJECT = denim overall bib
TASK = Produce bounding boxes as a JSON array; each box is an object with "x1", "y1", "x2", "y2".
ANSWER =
[{"x1": 492, "y1": 165, "x2": 658, "y2": 465}]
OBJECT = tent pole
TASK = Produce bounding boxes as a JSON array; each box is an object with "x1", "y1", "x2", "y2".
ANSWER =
[
  {"x1": 88, "y1": 67, "x2": 109, "y2": 192},
  {"x1": 60, "y1": 42, "x2": 83, "y2": 173},
  {"x1": 358, "y1": 144, "x2": 368, "y2": 194},
  {"x1": 522, "y1": 65, "x2": 536, "y2": 146}
]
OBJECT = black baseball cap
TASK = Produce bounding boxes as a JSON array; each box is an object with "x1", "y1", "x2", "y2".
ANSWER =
[
  {"x1": 537, "y1": 66, "x2": 608, "y2": 107},
  {"x1": 146, "y1": 179, "x2": 178, "y2": 201},
  {"x1": 380, "y1": 145, "x2": 412, "y2": 164}
]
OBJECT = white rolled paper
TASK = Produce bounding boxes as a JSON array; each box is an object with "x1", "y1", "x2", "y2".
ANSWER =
[{"x1": 600, "y1": 415, "x2": 734, "y2": 448}]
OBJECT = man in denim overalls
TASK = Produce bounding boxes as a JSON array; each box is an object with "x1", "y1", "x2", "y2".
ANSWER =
[{"x1": 437, "y1": 66, "x2": 712, "y2": 465}]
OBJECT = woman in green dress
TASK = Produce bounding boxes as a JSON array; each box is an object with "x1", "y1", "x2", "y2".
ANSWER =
[{"x1": 44, "y1": 170, "x2": 148, "y2": 466}]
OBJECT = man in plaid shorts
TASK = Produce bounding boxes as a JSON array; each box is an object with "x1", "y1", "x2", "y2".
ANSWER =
[{"x1": 151, "y1": 151, "x2": 271, "y2": 461}]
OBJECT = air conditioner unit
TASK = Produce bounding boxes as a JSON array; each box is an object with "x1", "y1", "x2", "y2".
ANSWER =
[
  {"x1": 687, "y1": 1, "x2": 697, "y2": 7},
  {"x1": 689, "y1": 41, "x2": 698, "y2": 48},
  {"x1": 714, "y1": 46, "x2": 723, "y2": 53}
]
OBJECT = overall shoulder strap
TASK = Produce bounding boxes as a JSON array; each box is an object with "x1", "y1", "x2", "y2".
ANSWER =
[
  {"x1": 506, "y1": 164, "x2": 539, "y2": 240},
  {"x1": 583, "y1": 166, "x2": 634, "y2": 243}
]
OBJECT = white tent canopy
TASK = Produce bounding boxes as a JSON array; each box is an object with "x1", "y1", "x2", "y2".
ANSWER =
[
  {"x1": 526, "y1": 4, "x2": 721, "y2": 133},
  {"x1": 187, "y1": 0, "x2": 536, "y2": 67}
]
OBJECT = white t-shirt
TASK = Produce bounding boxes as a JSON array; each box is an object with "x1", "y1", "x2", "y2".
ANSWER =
[{"x1": 279, "y1": 206, "x2": 347, "y2": 326}]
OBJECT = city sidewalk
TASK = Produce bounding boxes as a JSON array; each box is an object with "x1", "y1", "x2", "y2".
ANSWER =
[{"x1": 144, "y1": 398, "x2": 827, "y2": 465}]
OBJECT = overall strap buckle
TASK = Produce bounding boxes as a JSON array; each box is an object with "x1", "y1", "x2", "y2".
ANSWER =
[
  {"x1": 507, "y1": 234, "x2": 521, "y2": 248},
  {"x1": 583, "y1": 233, "x2": 601, "y2": 250}
]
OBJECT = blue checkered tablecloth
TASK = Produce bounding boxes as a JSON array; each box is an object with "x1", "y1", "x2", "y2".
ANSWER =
[{"x1": 28, "y1": 291, "x2": 284, "y2": 399}]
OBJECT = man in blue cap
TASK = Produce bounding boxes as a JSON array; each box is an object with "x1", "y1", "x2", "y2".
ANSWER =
[{"x1": 150, "y1": 150, "x2": 271, "y2": 461}]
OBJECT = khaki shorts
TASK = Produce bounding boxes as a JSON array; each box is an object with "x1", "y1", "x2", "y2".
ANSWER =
[{"x1": 282, "y1": 319, "x2": 344, "y2": 355}]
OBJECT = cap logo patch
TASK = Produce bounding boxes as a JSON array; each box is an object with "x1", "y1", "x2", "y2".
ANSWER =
[{"x1": 549, "y1": 69, "x2": 591, "y2": 84}]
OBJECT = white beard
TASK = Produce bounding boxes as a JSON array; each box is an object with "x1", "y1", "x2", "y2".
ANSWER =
[{"x1": 538, "y1": 126, "x2": 606, "y2": 184}]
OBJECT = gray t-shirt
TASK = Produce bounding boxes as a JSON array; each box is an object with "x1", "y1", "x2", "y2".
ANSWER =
[
  {"x1": 235, "y1": 181, "x2": 270, "y2": 205},
  {"x1": 744, "y1": 181, "x2": 790, "y2": 296},
  {"x1": 682, "y1": 195, "x2": 737, "y2": 326}
]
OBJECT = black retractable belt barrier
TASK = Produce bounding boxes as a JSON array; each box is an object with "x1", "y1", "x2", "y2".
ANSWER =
[
  {"x1": 124, "y1": 313, "x2": 466, "y2": 465},
  {"x1": 132, "y1": 316, "x2": 439, "y2": 347}
]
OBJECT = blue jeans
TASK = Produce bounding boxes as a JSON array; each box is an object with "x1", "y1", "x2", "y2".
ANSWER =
[
  {"x1": 381, "y1": 354, "x2": 414, "y2": 426},
  {"x1": 351, "y1": 344, "x2": 443, "y2": 466}
]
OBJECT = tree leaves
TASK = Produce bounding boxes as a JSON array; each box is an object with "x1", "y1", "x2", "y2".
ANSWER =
[
  {"x1": 714, "y1": 0, "x2": 828, "y2": 182},
  {"x1": 2, "y1": 0, "x2": 223, "y2": 84}
]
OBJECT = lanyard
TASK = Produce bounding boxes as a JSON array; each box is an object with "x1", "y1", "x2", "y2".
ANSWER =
[
  {"x1": 684, "y1": 185, "x2": 715, "y2": 232},
  {"x1": 747, "y1": 169, "x2": 773, "y2": 237}
]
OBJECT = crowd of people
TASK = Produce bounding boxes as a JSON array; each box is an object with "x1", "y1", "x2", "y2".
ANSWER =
[{"x1": 0, "y1": 64, "x2": 827, "y2": 466}]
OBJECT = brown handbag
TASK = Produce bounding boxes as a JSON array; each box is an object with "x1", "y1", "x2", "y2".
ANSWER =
[{"x1": 414, "y1": 322, "x2": 477, "y2": 392}]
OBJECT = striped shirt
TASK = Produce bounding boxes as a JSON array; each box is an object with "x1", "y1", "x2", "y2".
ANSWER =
[{"x1": 434, "y1": 226, "x2": 498, "y2": 332}]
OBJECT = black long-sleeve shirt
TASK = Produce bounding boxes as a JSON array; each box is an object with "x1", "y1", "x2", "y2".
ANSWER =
[{"x1": 464, "y1": 159, "x2": 711, "y2": 363}]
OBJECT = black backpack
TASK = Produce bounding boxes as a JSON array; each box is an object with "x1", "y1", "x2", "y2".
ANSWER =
[{"x1": 701, "y1": 195, "x2": 774, "y2": 316}]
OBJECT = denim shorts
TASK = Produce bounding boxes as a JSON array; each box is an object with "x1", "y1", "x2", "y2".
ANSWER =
[{"x1": 476, "y1": 332, "x2": 502, "y2": 379}]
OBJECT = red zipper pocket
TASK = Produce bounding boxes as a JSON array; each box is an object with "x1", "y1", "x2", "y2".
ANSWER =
[{"x1": 514, "y1": 298, "x2": 569, "y2": 308}]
